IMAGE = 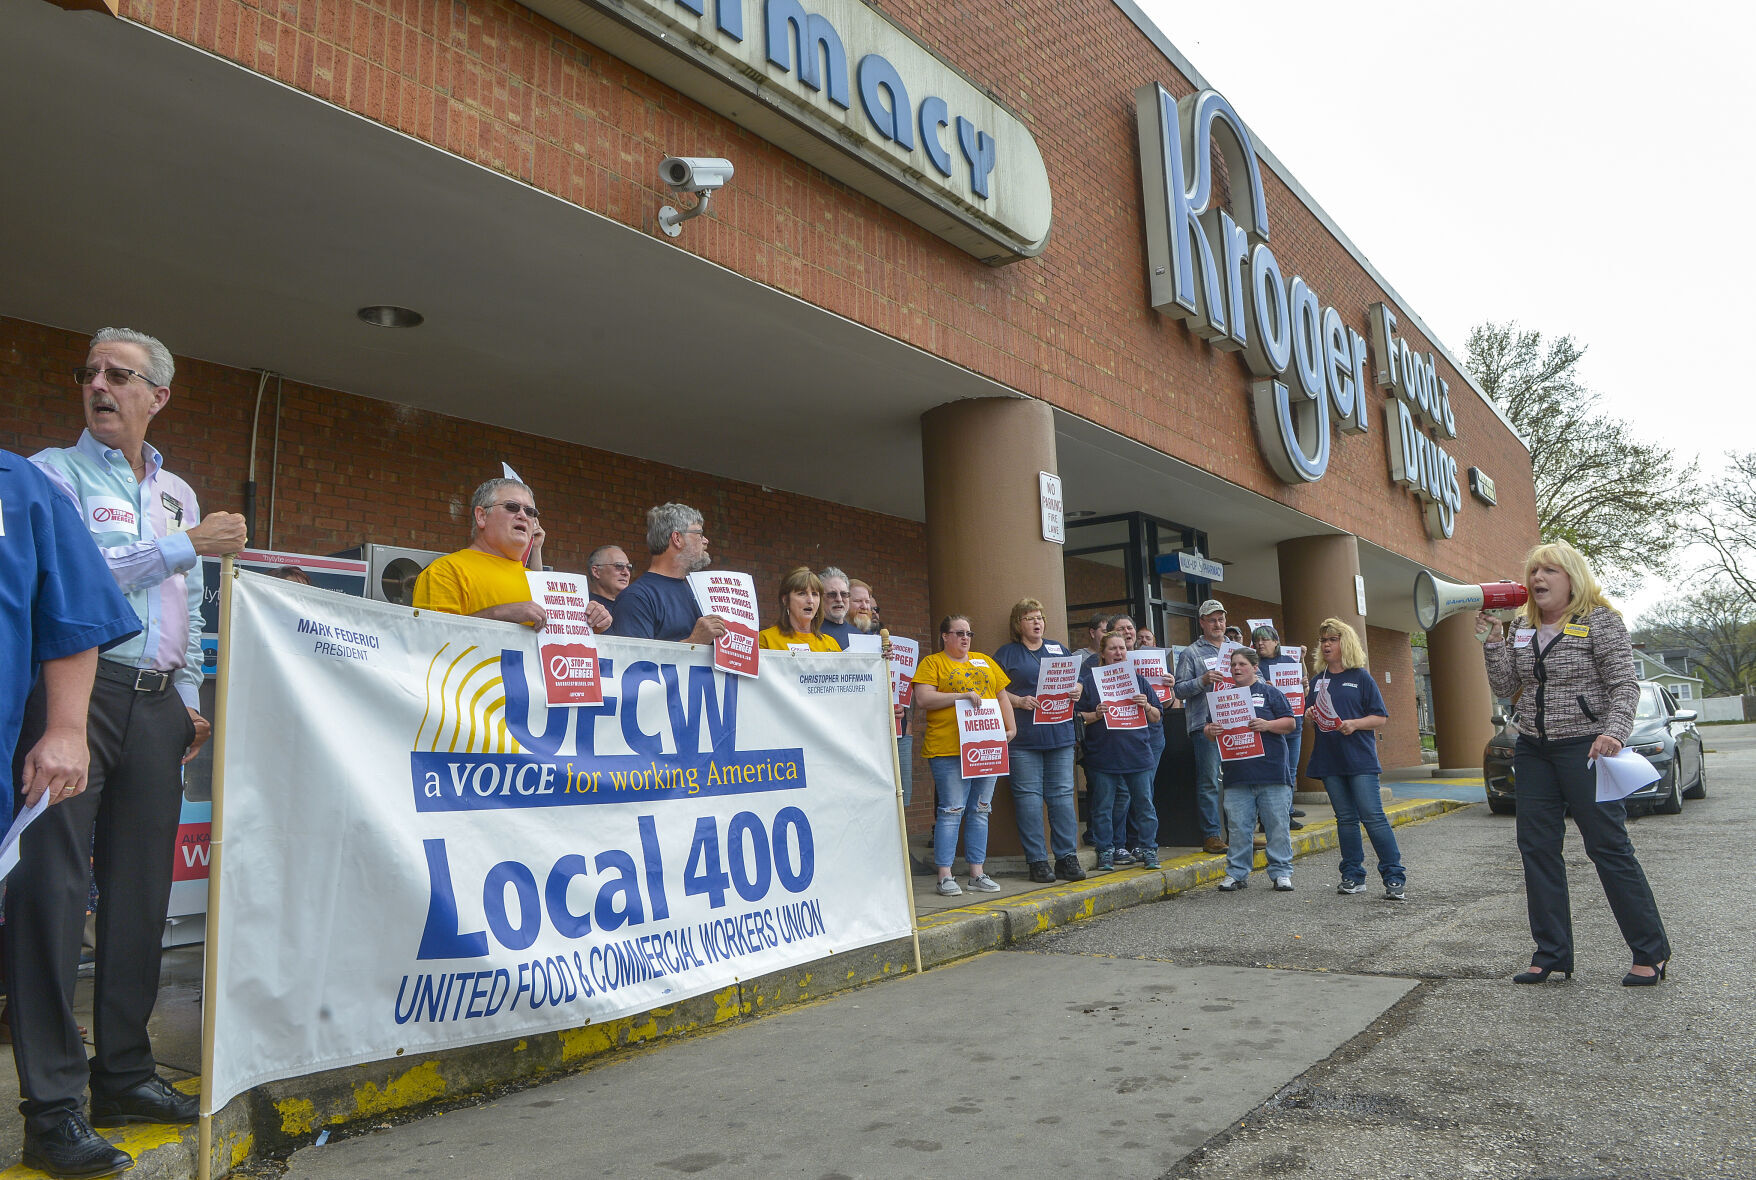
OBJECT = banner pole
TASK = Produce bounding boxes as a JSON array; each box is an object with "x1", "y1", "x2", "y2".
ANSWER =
[
  {"x1": 881, "y1": 631, "x2": 923, "y2": 976},
  {"x1": 197, "y1": 555, "x2": 236, "y2": 1180}
]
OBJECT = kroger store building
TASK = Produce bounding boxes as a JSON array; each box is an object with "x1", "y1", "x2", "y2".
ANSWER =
[{"x1": 4, "y1": 0, "x2": 1537, "y2": 840}]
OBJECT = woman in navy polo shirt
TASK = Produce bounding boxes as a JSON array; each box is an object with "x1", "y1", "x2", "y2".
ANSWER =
[
  {"x1": 1205, "y1": 647, "x2": 1297, "y2": 891},
  {"x1": 1306, "y1": 617, "x2": 1406, "y2": 900},
  {"x1": 1077, "y1": 631, "x2": 1162, "y2": 872},
  {"x1": 996, "y1": 598, "x2": 1087, "y2": 884}
]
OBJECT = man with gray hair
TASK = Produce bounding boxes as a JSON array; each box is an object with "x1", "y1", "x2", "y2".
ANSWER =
[
  {"x1": 13, "y1": 327, "x2": 247, "y2": 1176},
  {"x1": 606, "y1": 502, "x2": 728, "y2": 644},
  {"x1": 1173, "y1": 598, "x2": 1233, "y2": 854},
  {"x1": 818, "y1": 566, "x2": 855, "y2": 649},
  {"x1": 413, "y1": 477, "x2": 611, "y2": 631},
  {"x1": 586, "y1": 544, "x2": 633, "y2": 610}
]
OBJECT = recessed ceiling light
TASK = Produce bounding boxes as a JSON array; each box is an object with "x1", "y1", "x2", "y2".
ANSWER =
[{"x1": 357, "y1": 305, "x2": 424, "y2": 328}]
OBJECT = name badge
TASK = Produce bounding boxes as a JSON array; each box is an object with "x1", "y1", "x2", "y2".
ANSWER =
[
  {"x1": 787, "y1": 643, "x2": 810, "y2": 652},
  {"x1": 1563, "y1": 623, "x2": 1589, "y2": 638},
  {"x1": 160, "y1": 492, "x2": 186, "y2": 528},
  {"x1": 1044, "y1": 643, "x2": 1063, "y2": 655},
  {"x1": 971, "y1": 658, "x2": 990, "y2": 667},
  {"x1": 1513, "y1": 629, "x2": 1536, "y2": 649},
  {"x1": 1251, "y1": 694, "x2": 1266, "y2": 708}
]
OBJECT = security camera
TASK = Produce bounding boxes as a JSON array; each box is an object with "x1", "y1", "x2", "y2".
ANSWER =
[
  {"x1": 657, "y1": 156, "x2": 734, "y2": 237},
  {"x1": 659, "y1": 156, "x2": 734, "y2": 193}
]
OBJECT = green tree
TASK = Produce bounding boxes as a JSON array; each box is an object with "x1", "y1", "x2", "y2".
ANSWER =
[
  {"x1": 1464, "y1": 322, "x2": 1694, "y2": 588},
  {"x1": 1635, "y1": 581, "x2": 1756, "y2": 698},
  {"x1": 1689, "y1": 450, "x2": 1756, "y2": 612}
]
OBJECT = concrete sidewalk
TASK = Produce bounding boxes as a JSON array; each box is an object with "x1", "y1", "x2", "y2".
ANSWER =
[{"x1": 0, "y1": 795, "x2": 1468, "y2": 1179}]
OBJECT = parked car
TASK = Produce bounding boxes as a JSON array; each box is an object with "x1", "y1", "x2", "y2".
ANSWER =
[{"x1": 1484, "y1": 681, "x2": 1706, "y2": 815}]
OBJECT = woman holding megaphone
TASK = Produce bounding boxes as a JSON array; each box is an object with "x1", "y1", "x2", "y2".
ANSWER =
[{"x1": 1479, "y1": 539, "x2": 1670, "y2": 987}]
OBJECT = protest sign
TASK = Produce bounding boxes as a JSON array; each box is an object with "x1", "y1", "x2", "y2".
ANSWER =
[
  {"x1": 1308, "y1": 676, "x2": 1340, "y2": 732},
  {"x1": 526, "y1": 572, "x2": 602, "y2": 706},
  {"x1": 205, "y1": 571, "x2": 910, "y2": 1111},
  {"x1": 1207, "y1": 685, "x2": 1265, "y2": 761},
  {"x1": 1032, "y1": 655, "x2": 1079, "y2": 726},
  {"x1": 1246, "y1": 618, "x2": 1273, "y2": 634},
  {"x1": 1094, "y1": 661, "x2": 1145, "y2": 730},
  {"x1": 1268, "y1": 662, "x2": 1305, "y2": 716},
  {"x1": 955, "y1": 698, "x2": 1010, "y2": 778},
  {"x1": 1129, "y1": 649, "x2": 1173, "y2": 705},
  {"x1": 686, "y1": 571, "x2": 760, "y2": 678},
  {"x1": 886, "y1": 635, "x2": 920, "y2": 738}
]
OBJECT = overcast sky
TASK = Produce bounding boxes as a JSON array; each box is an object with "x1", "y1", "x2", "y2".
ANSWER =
[{"x1": 1132, "y1": 0, "x2": 1753, "y2": 616}]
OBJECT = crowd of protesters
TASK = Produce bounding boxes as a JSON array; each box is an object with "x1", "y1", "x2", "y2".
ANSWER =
[{"x1": 18, "y1": 323, "x2": 1658, "y2": 1176}]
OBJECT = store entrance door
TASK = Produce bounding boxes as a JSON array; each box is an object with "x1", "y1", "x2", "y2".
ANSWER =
[{"x1": 1062, "y1": 512, "x2": 1218, "y2": 848}]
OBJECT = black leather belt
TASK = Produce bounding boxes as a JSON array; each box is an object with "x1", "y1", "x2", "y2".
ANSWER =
[{"x1": 96, "y1": 660, "x2": 173, "y2": 693}]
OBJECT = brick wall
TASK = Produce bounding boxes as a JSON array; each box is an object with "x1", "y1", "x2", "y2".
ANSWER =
[
  {"x1": 111, "y1": 0, "x2": 1540, "y2": 585},
  {"x1": 4, "y1": 315, "x2": 941, "y2": 823}
]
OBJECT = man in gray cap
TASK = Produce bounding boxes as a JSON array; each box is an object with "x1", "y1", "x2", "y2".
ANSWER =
[{"x1": 1173, "y1": 599, "x2": 1232, "y2": 854}]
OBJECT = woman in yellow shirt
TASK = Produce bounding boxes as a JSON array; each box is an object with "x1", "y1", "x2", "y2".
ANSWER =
[
  {"x1": 757, "y1": 566, "x2": 843, "y2": 653},
  {"x1": 911, "y1": 614, "x2": 1016, "y2": 896}
]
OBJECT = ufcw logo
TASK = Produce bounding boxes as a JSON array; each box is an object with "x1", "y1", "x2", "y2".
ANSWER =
[{"x1": 416, "y1": 643, "x2": 522, "y2": 755}]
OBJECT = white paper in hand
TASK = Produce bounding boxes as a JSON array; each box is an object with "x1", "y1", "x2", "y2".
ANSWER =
[
  {"x1": 1590, "y1": 748, "x2": 1661, "y2": 802},
  {"x1": 0, "y1": 789, "x2": 52, "y2": 883}
]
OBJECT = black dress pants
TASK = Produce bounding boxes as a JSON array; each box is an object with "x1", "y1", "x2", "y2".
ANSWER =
[
  {"x1": 1513, "y1": 734, "x2": 1671, "y2": 970},
  {"x1": 6, "y1": 674, "x2": 192, "y2": 1134}
]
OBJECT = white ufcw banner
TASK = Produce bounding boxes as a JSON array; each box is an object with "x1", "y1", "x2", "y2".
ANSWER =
[{"x1": 207, "y1": 572, "x2": 910, "y2": 1110}]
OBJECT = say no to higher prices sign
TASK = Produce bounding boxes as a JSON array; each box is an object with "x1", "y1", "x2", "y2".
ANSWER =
[
  {"x1": 688, "y1": 571, "x2": 760, "y2": 678},
  {"x1": 527, "y1": 572, "x2": 602, "y2": 706}
]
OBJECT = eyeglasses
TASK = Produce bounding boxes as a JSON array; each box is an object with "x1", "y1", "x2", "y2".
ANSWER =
[
  {"x1": 73, "y1": 366, "x2": 151, "y2": 388},
  {"x1": 494, "y1": 501, "x2": 540, "y2": 518},
  {"x1": 593, "y1": 561, "x2": 634, "y2": 573},
  {"x1": 947, "y1": 630, "x2": 974, "y2": 638},
  {"x1": 824, "y1": 590, "x2": 851, "y2": 599},
  {"x1": 1020, "y1": 614, "x2": 1045, "y2": 623}
]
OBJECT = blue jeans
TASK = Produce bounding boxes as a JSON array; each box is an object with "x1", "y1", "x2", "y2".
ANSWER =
[
  {"x1": 1009, "y1": 746, "x2": 1078, "y2": 861},
  {"x1": 1323, "y1": 773, "x2": 1404, "y2": 886},
  {"x1": 930, "y1": 756, "x2": 998, "y2": 869},
  {"x1": 1087, "y1": 769, "x2": 1158, "y2": 852},
  {"x1": 896, "y1": 734, "x2": 915, "y2": 806},
  {"x1": 1223, "y1": 784, "x2": 1293, "y2": 881},
  {"x1": 1190, "y1": 732, "x2": 1223, "y2": 838},
  {"x1": 1284, "y1": 728, "x2": 1303, "y2": 788}
]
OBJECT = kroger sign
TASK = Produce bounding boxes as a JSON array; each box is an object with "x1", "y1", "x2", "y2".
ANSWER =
[{"x1": 1135, "y1": 84, "x2": 1464, "y2": 540}]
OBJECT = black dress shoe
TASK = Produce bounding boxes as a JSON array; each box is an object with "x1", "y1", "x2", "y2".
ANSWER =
[
  {"x1": 22, "y1": 1113, "x2": 132, "y2": 1178},
  {"x1": 90, "y1": 1073, "x2": 199, "y2": 1125}
]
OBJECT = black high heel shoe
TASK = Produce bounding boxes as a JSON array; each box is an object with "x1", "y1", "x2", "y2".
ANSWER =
[
  {"x1": 1622, "y1": 961, "x2": 1668, "y2": 987},
  {"x1": 1513, "y1": 965, "x2": 1571, "y2": 984}
]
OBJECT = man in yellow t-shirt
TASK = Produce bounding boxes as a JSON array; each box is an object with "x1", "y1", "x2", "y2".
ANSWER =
[{"x1": 413, "y1": 477, "x2": 610, "y2": 631}]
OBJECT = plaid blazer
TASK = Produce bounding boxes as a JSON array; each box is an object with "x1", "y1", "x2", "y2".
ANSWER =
[{"x1": 1484, "y1": 605, "x2": 1639, "y2": 743}]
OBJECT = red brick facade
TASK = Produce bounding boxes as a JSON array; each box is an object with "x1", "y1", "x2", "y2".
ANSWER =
[{"x1": 108, "y1": 0, "x2": 1537, "y2": 581}]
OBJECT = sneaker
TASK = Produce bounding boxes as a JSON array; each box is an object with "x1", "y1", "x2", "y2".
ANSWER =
[
  {"x1": 1337, "y1": 880, "x2": 1367, "y2": 895},
  {"x1": 1384, "y1": 881, "x2": 1407, "y2": 901},
  {"x1": 1272, "y1": 877, "x2": 1294, "y2": 892},
  {"x1": 1112, "y1": 847, "x2": 1137, "y2": 866},
  {"x1": 1095, "y1": 849, "x2": 1115, "y2": 872},
  {"x1": 1288, "y1": 819, "x2": 1305, "y2": 831},
  {"x1": 1054, "y1": 854, "x2": 1088, "y2": 882},
  {"x1": 1140, "y1": 851, "x2": 1161, "y2": 870},
  {"x1": 1027, "y1": 860, "x2": 1055, "y2": 884},
  {"x1": 1217, "y1": 876, "x2": 1246, "y2": 891},
  {"x1": 936, "y1": 877, "x2": 963, "y2": 896},
  {"x1": 967, "y1": 874, "x2": 1002, "y2": 892}
]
